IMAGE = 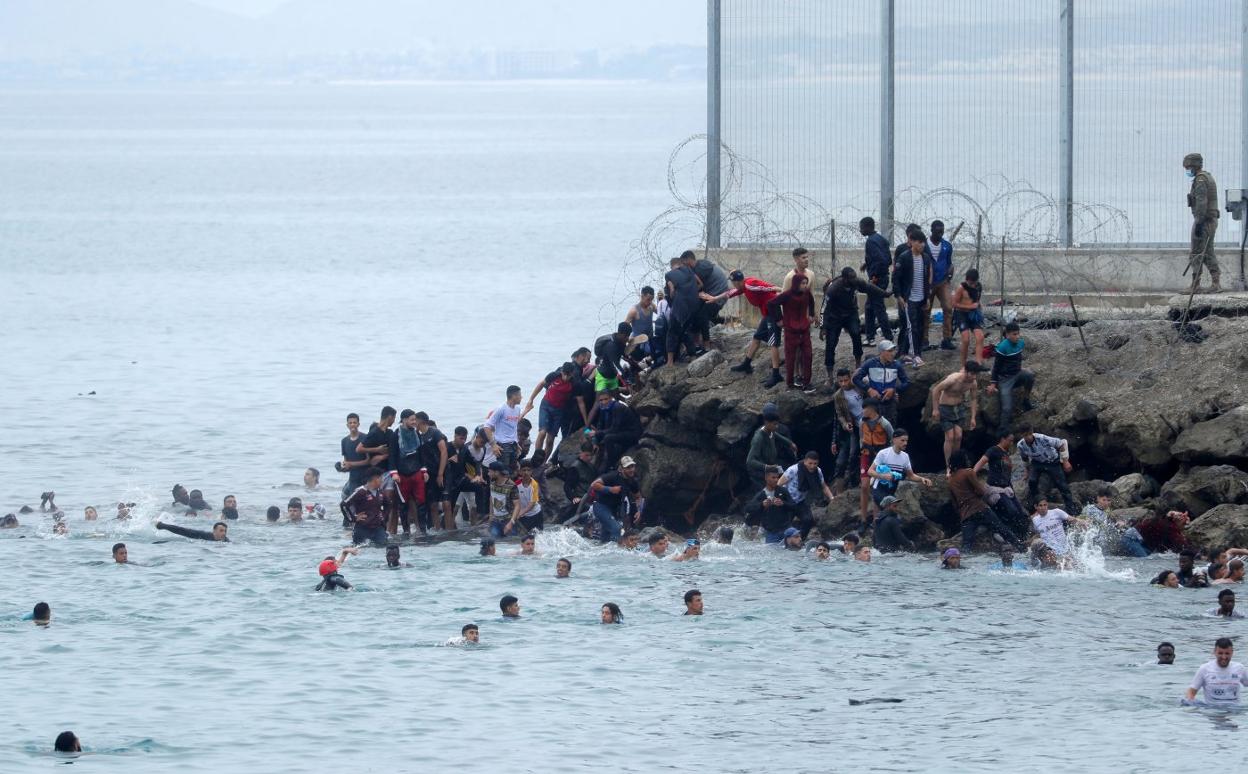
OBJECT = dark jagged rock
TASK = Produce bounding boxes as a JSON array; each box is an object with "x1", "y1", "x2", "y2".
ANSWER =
[
  {"x1": 606, "y1": 317, "x2": 1248, "y2": 541},
  {"x1": 1186, "y1": 504, "x2": 1248, "y2": 549}
]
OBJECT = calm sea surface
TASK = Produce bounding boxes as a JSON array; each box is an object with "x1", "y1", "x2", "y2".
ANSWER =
[{"x1": 0, "y1": 83, "x2": 1242, "y2": 772}]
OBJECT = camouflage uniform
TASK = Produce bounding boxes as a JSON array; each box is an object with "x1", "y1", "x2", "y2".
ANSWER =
[{"x1": 1184, "y1": 152, "x2": 1220, "y2": 290}]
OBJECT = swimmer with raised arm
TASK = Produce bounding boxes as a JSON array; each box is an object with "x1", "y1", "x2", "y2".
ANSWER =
[
  {"x1": 316, "y1": 547, "x2": 359, "y2": 591},
  {"x1": 155, "y1": 520, "x2": 229, "y2": 542}
]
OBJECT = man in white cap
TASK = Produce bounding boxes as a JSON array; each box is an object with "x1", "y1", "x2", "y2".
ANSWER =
[
  {"x1": 851, "y1": 340, "x2": 910, "y2": 425},
  {"x1": 589, "y1": 456, "x2": 643, "y2": 542}
]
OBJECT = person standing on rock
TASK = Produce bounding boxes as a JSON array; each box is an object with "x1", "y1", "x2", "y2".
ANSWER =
[
  {"x1": 926, "y1": 220, "x2": 957, "y2": 352},
  {"x1": 1183, "y1": 152, "x2": 1221, "y2": 293},
  {"x1": 930, "y1": 361, "x2": 985, "y2": 474},
  {"x1": 783, "y1": 246, "x2": 818, "y2": 300},
  {"x1": 746, "y1": 407, "x2": 798, "y2": 488},
  {"x1": 857, "y1": 399, "x2": 894, "y2": 532},
  {"x1": 891, "y1": 226, "x2": 933, "y2": 367},
  {"x1": 986, "y1": 322, "x2": 1034, "y2": 431},
  {"x1": 691, "y1": 252, "x2": 731, "y2": 348},
  {"x1": 770, "y1": 274, "x2": 818, "y2": 393},
  {"x1": 625, "y1": 286, "x2": 657, "y2": 362},
  {"x1": 830, "y1": 368, "x2": 863, "y2": 494},
  {"x1": 820, "y1": 266, "x2": 887, "y2": 381},
  {"x1": 712, "y1": 271, "x2": 784, "y2": 387},
  {"x1": 852, "y1": 340, "x2": 909, "y2": 425},
  {"x1": 1016, "y1": 426, "x2": 1076, "y2": 514},
  {"x1": 859, "y1": 217, "x2": 894, "y2": 345},
  {"x1": 664, "y1": 255, "x2": 701, "y2": 366}
]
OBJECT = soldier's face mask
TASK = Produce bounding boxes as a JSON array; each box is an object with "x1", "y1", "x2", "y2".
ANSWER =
[{"x1": 1187, "y1": 169, "x2": 1196, "y2": 178}]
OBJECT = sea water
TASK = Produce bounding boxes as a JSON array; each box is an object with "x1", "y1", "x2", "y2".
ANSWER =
[{"x1": 0, "y1": 83, "x2": 1243, "y2": 772}]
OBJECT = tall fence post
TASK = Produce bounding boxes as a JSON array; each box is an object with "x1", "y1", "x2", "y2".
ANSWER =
[
  {"x1": 1059, "y1": 0, "x2": 1074, "y2": 248},
  {"x1": 1241, "y1": 0, "x2": 1247, "y2": 288},
  {"x1": 974, "y1": 213, "x2": 984, "y2": 272},
  {"x1": 707, "y1": 0, "x2": 722, "y2": 249},
  {"x1": 829, "y1": 218, "x2": 837, "y2": 277},
  {"x1": 880, "y1": 0, "x2": 895, "y2": 243}
]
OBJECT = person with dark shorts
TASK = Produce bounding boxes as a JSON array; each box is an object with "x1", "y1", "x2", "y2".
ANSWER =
[
  {"x1": 343, "y1": 468, "x2": 389, "y2": 546},
  {"x1": 951, "y1": 268, "x2": 985, "y2": 367},
  {"x1": 523, "y1": 362, "x2": 586, "y2": 463}
]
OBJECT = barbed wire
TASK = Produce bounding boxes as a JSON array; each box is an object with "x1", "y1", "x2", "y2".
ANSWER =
[{"x1": 603, "y1": 135, "x2": 1242, "y2": 353}]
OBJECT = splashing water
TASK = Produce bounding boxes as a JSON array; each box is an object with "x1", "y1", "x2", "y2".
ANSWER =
[{"x1": 1067, "y1": 523, "x2": 1137, "y2": 582}]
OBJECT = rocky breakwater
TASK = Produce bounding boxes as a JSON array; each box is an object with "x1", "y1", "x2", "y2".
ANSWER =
[{"x1": 606, "y1": 316, "x2": 1248, "y2": 550}]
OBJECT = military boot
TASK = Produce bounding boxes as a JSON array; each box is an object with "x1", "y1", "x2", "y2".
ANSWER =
[{"x1": 1209, "y1": 268, "x2": 1223, "y2": 293}]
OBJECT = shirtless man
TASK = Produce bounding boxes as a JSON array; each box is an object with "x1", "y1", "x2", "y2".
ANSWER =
[{"x1": 930, "y1": 361, "x2": 985, "y2": 474}]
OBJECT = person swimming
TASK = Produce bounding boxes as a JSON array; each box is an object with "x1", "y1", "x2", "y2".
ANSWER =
[
  {"x1": 1158, "y1": 642, "x2": 1176, "y2": 665},
  {"x1": 673, "y1": 538, "x2": 700, "y2": 561},
  {"x1": 316, "y1": 547, "x2": 358, "y2": 591},
  {"x1": 187, "y1": 489, "x2": 211, "y2": 513},
  {"x1": 813, "y1": 541, "x2": 831, "y2": 560},
  {"x1": 1, "y1": 513, "x2": 19, "y2": 528},
  {"x1": 715, "y1": 526, "x2": 734, "y2": 544},
  {"x1": 53, "y1": 730, "x2": 80, "y2": 753},
  {"x1": 32, "y1": 601, "x2": 51, "y2": 626},
  {"x1": 112, "y1": 543, "x2": 128, "y2": 564},
  {"x1": 941, "y1": 548, "x2": 963, "y2": 569},
  {"x1": 480, "y1": 538, "x2": 497, "y2": 557},
  {"x1": 684, "y1": 589, "x2": 703, "y2": 616},
  {"x1": 515, "y1": 533, "x2": 537, "y2": 556},
  {"x1": 853, "y1": 545, "x2": 872, "y2": 562},
  {"x1": 500, "y1": 594, "x2": 521, "y2": 618},
  {"x1": 155, "y1": 520, "x2": 229, "y2": 542},
  {"x1": 266, "y1": 506, "x2": 280, "y2": 523},
  {"x1": 601, "y1": 602, "x2": 623, "y2": 624},
  {"x1": 385, "y1": 544, "x2": 410, "y2": 568},
  {"x1": 555, "y1": 557, "x2": 572, "y2": 578},
  {"x1": 782, "y1": 527, "x2": 803, "y2": 551},
  {"x1": 83, "y1": 506, "x2": 98, "y2": 521}
]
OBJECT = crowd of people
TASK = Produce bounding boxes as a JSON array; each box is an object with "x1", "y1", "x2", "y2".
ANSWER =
[{"x1": 12, "y1": 226, "x2": 1248, "y2": 755}]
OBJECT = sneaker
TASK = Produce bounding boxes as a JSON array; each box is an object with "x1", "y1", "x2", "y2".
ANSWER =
[
  {"x1": 802, "y1": 384, "x2": 818, "y2": 395},
  {"x1": 787, "y1": 383, "x2": 800, "y2": 391},
  {"x1": 730, "y1": 360, "x2": 753, "y2": 374},
  {"x1": 693, "y1": 347, "x2": 708, "y2": 357},
  {"x1": 940, "y1": 338, "x2": 957, "y2": 351},
  {"x1": 863, "y1": 336, "x2": 876, "y2": 347},
  {"x1": 762, "y1": 372, "x2": 783, "y2": 389},
  {"x1": 991, "y1": 532, "x2": 1006, "y2": 545},
  {"x1": 912, "y1": 356, "x2": 925, "y2": 367},
  {"x1": 1021, "y1": 398, "x2": 1035, "y2": 412}
]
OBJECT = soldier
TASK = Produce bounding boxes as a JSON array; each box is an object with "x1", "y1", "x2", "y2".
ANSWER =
[{"x1": 1184, "y1": 152, "x2": 1221, "y2": 293}]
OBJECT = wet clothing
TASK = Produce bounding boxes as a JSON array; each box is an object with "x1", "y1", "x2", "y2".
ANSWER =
[
  {"x1": 155, "y1": 522, "x2": 228, "y2": 542},
  {"x1": 316, "y1": 572, "x2": 353, "y2": 592},
  {"x1": 1189, "y1": 659, "x2": 1248, "y2": 706},
  {"x1": 873, "y1": 512, "x2": 913, "y2": 553},
  {"x1": 948, "y1": 468, "x2": 991, "y2": 522},
  {"x1": 341, "y1": 433, "x2": 368, "y2": 491},
  {"x1": 1032, "y1": 508, "x2": 1075, "y2": 556},
  {"x1": 344, "y1": 485, "x2": 386, "y2": 529},
  {"x1": 745, "y1": 486, "x2": 796, "y2": 538}
]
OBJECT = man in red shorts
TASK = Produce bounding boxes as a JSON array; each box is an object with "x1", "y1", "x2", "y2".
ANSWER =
[{"x1": 388, "y1": 409, "x2": 428, "y2": 537}]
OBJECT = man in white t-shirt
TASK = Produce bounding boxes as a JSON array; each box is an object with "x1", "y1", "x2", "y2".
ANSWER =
[
  {"x1": 484, "y1": 385, "x2": 524, "y2": 469},
  {"x1": 1185, "y1": 637, "x2": 1248, "y2": 706},
  {"x1": 868, "y1": 429, "x2": 932, "y2": 513},
  {"x1": 1031, "y1": 497, "x2": 1081, "y2": 557}
]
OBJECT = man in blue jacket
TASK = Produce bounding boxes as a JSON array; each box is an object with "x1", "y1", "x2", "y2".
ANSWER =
[
  {"x1": 859, "y1": 217, "x2": 893, "y2": 345},
  {"x1": 926, "y1": 220, "x2": 957, "y2": 351},
  {"x1": 852, "y1": 340, "x2": 910, "y2": 425}
]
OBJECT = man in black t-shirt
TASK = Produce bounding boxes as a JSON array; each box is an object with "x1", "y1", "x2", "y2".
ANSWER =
[
  {"x1": 589, "y1": 456, "x2": 644, "y2": 542},
  {"x1": 415, "y1": 412, "x2": 452, "y2": 531},
  {"x1": 339, "y1": 412, "x2": 369, "y2": 497},
  {"x1": 974, "y1": 430, "x2": 1028, "y2": 535}
]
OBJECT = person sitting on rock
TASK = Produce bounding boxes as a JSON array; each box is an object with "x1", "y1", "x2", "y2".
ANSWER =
[
  {"x1": 949, "y1": 450, "x2": 1026, "y2": 553},
  {"x1": 587, "y1": 391, "x2": 642, "y2": 472},
  {"x1": 872, "y1": 495, "x2": 914, "y2": 553},
  {"x1": 985, "y1": 321, "x2": 1034, "y2": 430},
  {"x1": 744, "y1": 465, "x2": 796, "y2": 544},
  {"x1": 973, "y1": 430, "x2": 1030, "y2": 537},
  {"x1": 1016, "y1": 426, "x2": 1076, "y2": 514},
  {"x1": 746, "y1": 407, "x2": 797, "y2": 489}
]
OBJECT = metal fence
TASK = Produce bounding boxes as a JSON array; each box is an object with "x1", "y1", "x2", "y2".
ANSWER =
[{"x1": 708, "y1": 0, "x2": 1247, "y2": 248}]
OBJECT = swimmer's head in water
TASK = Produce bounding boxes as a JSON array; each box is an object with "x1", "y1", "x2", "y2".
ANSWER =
[
  {"x1": 224, "y1": 495, "x2": 237, "y2": 509},
  {"x1": 1218, "y1": 588, "x2": 1236, "y2": 614},
  {"x1": 854, "y1": 545, "x2": 872, "y2": 562},
  {"x1": 999, "y1": 546, "x2": 1015, "y2": 566},
  {"x1": 1157, "y1": 642, "x2": 1176, "y2": 665},
  {"x1": 783, "y1": 527, "x2": 803, "y2": 550},
  {"x1": 617, "y1": 530, "x2": 639, "y2": 550},
  {"x1": 84, "y1": 506, "x2": 98, "y2": 521},
  {"x1": 520, "y1": 534, "x2": 536, "y2": 554},
  {"x1": 841, "y1": 532, "x2": 861, "y2": 552},
  {"x1": 500, "y1": 594, "x2": 520, "y2": 617},
  {"x1": 684, "y1": 589, "x2": 703, "y2": 615},
  {"x1": 647, "y1": 532, "x2": 669, "y2": 555},
  {"x1": 319, "y1": 558, "x2": 339, "y2": 577},
  {"x1": 462, "y1": 623, "x2": 479, "y2": 642},
  {"x1": 53, "y1": 731, "x2": 80, "y2": 753},
  {"x1": 212, "y1": 522, "x2": 228, "y2": 540},
  {"x1": 53, "y1": 521, "x2": 68, "y2": 535},
  {"x1": 33, "y1": 601, "x2": 51, "y2": 624},
  {"x1": 386, "y1": 545, "x2": 401, "y2": 566},
  {"x1": 303, "y1": 467, "x2": 320, "y2": 487},
  {"x1": 116, "y1": 502, "x2": 133, "y2": 519},
  {"x1": 555, "y1": 558, "x2": 571, "y2": 578},
  {"x1": 814, "y1": 542, "x2": 831, "y2": 560},
  {"x1": 716, "y1": 526, "x2": 734, "y2": 544},
  {"x1": 1, "y1": 513, "x2": 19, "y2": 528},
  {"x1": 112, "y1": 543, "x2": 127, "y2": 563},
  {"x1": 172, "y1": 484, "x2": 189, "y2": 504},
  {"x1": 601, "y1": 602, "x2": 622, "y2": 624},
  {"x1": 942, "y1": 548, "x2": 961, "y2": 569},
  {"x1": 188, "y1": 489, "x2": 209, "y2": 510},
  {"x1": 480, "y1": 538, "x2": 496, "y2": 557},
  {"x1": 221, "y1": 506, "x2": 239, "y2": 521},
  {"x1": 266, "y1": 506, "x2": 280, "y2": 522},
  {"x1": 287, "y1": 498, "x2": 303, "y2": 520}
]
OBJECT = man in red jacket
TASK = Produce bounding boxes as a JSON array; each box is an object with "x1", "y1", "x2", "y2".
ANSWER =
[
  {"x1": 770, "y1": 275, "x2": 818, "y2": 392},
  {"x1": 705, "y1": 270, "x2": 785, "y2": 388}
]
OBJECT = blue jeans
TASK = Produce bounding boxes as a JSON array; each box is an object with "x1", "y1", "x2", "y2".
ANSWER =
[
  {"x1": 592, "y1": 502, "x2": 622, "y2": 542},
  {"x1": 997, "y1": 369, "x2": 1035, "y2": 430},
  {"x1": 352, "y1": 525, "x2": 389, "y2": 546},
  {"x1": 489, "y1": 519, "x2": 515, "y2": 539},
  {"x1": 1119, "y1": 531, "x2": 1149, "y2": 557}
]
